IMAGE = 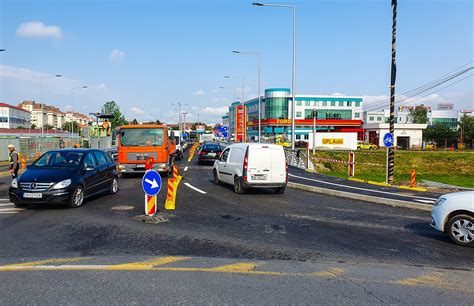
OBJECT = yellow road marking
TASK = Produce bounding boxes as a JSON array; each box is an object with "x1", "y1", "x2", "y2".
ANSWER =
[
  {"x1": 393, "y1": 272, "x2": 444, "y2": 287},
  {"x1": 209, "y1": 262, "x2": 260, "y2": 272},
  {"x1": 1, "y1": 257, "x2": 90, "y2": 269},
  {"x1": 103, "y1": 256, "x2": 191, "y2": 270},
  {"x1": 311, "y1": 268, "x2": 346, "y2": 278},
  {"x1": 391, "y1": 272, "x2": 473, "y2": 293}
]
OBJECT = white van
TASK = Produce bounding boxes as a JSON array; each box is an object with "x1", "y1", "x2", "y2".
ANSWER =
[{"x1": 213, "y1": 143, "x2": 287, "y2": 194}]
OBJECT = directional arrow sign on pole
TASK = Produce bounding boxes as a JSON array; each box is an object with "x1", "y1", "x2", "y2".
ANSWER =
[{"x1": 142, "y1": 170, "x2": 162, "y2": 196}]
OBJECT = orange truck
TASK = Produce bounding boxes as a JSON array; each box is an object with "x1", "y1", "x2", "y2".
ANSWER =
[{"x1": 116, "y1": 124, "x2": 176, "y2": 176}]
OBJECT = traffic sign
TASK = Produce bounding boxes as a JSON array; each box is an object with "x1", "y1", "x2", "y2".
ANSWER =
[
  {"x1": 142, "y1": 170, "x2": 162, "y2": 196},
  {"x1": 383, "y1": 132, "x2": 394, "y2": 147}
]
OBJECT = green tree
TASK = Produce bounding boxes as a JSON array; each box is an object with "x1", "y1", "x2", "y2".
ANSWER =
[
  {"x1": 30, "y1": 123, "x2": 37, "y2": 129},
  {"x1": 409, "y1": 106, "x2": 428, "y2": 123},
  {"x1": 62, "y1": 121, "x2": 80, "y2": 132},
  {"x1": 43, "y1": 124, "x2": 54, "y2": 130},
  {"x1": 424, "y1": 123, "x2": 457, "y2": 141},
  {"x1": 101, "y1": 101, "x2": 127, "y2": 129},
  {"x1": 458, "y1": 114, "x2": 474, "y2": 143},
  {"x1": 131, "y1": 118, "x2": 138, "y2": 125},
  {"x1": 156, "y1": 119, "x2": 161, "y2": 125}
]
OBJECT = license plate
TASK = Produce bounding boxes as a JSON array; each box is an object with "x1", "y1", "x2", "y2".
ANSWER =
[
  {"x1": 252, "y1": 175, "x2": 267, "y2": 181},
  {"x1": 136, "y1": 164, "x2": 145, "y2": 168},
  {"x1": 23, "y1": 193, "x2": 42, "y2": 199},
  {"x1": 208, "y1": 153, "x2": 216, "y2": 157}
]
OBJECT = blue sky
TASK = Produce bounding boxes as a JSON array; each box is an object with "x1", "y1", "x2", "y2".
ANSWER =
[{"x1": 0, "y1": 0, "x2": 472, "y2": 123}]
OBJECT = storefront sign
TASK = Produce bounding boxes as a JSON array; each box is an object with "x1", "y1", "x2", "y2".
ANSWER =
[
  {"x1": 322, "y1": 138, "x2": 344, "y2": 145},
  {"x1": 235, "y1": 105, "x2": 246, "y2": 142}
]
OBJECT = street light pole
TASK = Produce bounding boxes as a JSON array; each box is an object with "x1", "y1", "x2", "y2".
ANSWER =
[
  {"x1": 219, "y1": 86, "x2": 237, "y2": 101},
  {"x1": 233, "y1": 50, "x2": 262, "y2": 142},
  {"x1": 71, "y1": 86, "x2": 88, "y2": 136},
  {"x1": 172, "y1": 102, "x2": 188, "y2": 144},
  {"x1": 312, "y1": 109, "x2": 317, "y2": 154},
  {"x1": 224, "y1": 75, "x2": 244, "y2": 102},
  {"x1": 253, "y1": 2, "x2": 296, "y2": 149}
]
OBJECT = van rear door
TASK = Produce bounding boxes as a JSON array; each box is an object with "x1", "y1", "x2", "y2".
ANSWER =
[{"x1": 247, "y1": 145, "x2": 284, "y2": 184}]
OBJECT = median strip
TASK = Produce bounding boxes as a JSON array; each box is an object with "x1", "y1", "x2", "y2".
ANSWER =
[{"x1": 287, "y1": 182, "x2": 432, "y2": 211}]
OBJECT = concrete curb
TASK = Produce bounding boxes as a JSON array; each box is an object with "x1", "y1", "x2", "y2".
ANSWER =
[{"x1": 287, "y1": 182, "x2": 432, "y2": 211}]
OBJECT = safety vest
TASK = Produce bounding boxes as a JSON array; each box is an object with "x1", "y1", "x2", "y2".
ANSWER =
[{"x1": 9, "y1": 151, "x2": 21, "y2": 165}]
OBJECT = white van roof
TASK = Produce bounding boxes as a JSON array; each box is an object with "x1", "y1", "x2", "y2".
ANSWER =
[{"x1": 227, "y1": 143, "x2": 283, "y2": 150}]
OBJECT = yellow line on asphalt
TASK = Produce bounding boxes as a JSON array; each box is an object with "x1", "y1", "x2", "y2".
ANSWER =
[
  {"x1": 0, "y1": 257, "x2": 90, "y2": 269},
  {"x1": 311, "y1": 268, "x2": 346, "y2": 278},
  {"x1": 390, "y1": 272, "x2": 473, "y2": 293},
  {"x1": 209, "y1": 262, "x2": 260, "y2": 272},
  {"x1": 103, "y1": 256, "x2": 191, "y2": 270}
]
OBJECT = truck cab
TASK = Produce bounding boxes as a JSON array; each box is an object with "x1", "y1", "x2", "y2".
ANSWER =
[{"x1": 116, "y1": 124, "x2": 176, "y2": 175}]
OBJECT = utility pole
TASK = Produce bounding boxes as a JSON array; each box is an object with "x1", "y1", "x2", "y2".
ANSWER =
[{"x1": 388, "y1": 0, "x2": 397, "y2": 184}]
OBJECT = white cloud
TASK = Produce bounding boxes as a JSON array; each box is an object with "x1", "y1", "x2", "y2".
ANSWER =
[
  {"x1": 16, "y1": 21, "x2": 62, "y2": 38},
  {"x1": 200, "y1": 106, "x2": 228, "y2": 116},
  {"x1": 109, "y1": 49, "x2": 125, "y2": 62},
  {"x1": 96, "y1": 84, "x2": 107, "y2": 91},
  {"x1": 193, "y1": 89, "x2": 206, "y2": 96},
  {"x1": 129, "y1": 106, "x2": 145, "y2": 115}
]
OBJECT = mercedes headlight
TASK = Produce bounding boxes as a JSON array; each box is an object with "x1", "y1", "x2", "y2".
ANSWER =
[
  {"x1": 434, "y1": 197, "x2": 447, "y2": 207},
  {"x1": 10, "y1": 179, "x2": 18, "y2": 189},
  {"x1": 52, "y1": 179, "x2": 71, "y2": 190}
]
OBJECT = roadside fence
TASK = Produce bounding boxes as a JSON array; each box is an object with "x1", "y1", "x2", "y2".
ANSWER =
[{"x1": 0, "y1": 136, "x2": 80, "y2": 161}]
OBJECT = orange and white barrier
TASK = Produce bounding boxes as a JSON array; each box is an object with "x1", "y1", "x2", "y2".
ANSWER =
[{"x1": 165, "y1": 166, "x2": 182, "y2": 210}]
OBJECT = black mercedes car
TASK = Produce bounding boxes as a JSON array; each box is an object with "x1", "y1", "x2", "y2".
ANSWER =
[{"x1": 9, "y1": 149, "x2": 119, "y2": 208}]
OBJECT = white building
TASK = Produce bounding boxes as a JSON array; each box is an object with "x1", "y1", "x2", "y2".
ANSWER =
[
  {"x1": 0, "y1": 103, "x2": 31, "y2": 129},
  {"x1": 363, "y1": 123, "x2": 428, "y2": 149}
]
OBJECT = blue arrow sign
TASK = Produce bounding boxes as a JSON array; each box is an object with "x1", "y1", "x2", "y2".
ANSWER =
[
  {"x1": 383, "y1": 132, "x2": 394, "y2": 148},
  {"x1": 142, "y1": 170, "x2": 162, "y2": 196}
]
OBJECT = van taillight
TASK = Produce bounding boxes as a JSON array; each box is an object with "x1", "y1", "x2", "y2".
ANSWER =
[
  {"x1": 285, "y1": 161, "x2": 288, "y2": 182},
  {"x1": 199, "y1": 151, "x2": 206, "y2": 156},
  {"x1": 243, "y1": 156, "x2": 248, "y2": 183}
]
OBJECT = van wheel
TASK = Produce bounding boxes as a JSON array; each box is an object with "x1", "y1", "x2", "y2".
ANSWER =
[
  {"x1": 234, "y1": 176, "x2": 244, "y2": 194},
  {"x1": 275, "y1": 187, "x2": 286, "y2": 194},
  {"x1": 213, "y1": 170, "x2": 220, "y2": 185}
]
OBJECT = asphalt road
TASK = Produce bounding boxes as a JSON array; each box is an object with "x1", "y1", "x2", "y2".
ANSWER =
[{"x1": 0, "y1": 152, "x2": 472, "y2": 304}]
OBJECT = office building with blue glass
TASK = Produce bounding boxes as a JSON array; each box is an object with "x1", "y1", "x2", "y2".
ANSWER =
[{"x1": 224, "y1": 88, "x2": 364, "y2": 141}]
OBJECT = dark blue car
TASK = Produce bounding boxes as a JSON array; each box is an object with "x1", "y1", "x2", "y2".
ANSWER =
[{"x1": 9, "y1": 149, "x2": 119, "y2": 208}]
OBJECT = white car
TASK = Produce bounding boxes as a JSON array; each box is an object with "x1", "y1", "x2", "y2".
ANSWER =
[
  {"x1": 431, "y1": 191, "x2": 474, "y2": 247},
  {"x1": 212, "y1": 143, "x2": 287, "y2": 194}
]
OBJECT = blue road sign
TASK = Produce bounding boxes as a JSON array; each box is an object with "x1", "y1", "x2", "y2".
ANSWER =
[
  {"x1": 383, "y1": 132, "x2": 394, "y2": 147},
  {"x1": 142, "y1": 170, "x2": 162, "y2": 196}
]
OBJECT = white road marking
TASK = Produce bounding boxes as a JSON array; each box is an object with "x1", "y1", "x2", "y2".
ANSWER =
[
  {"x1": 415, "y1": 199, "x2": 436, "y2": 204},
  {"x1": 0, "y1": 203, "x2": 14, "y2": 207},
  {"x1": 184, "y1": 182, "x2": 207, "y2": 194},
  {"x1": 0, "y1": 198, "x2": 11, "y2": 202},
  {"x1": 288, "y1": 173, "x2": 438, "y2": 201},
  {"x1": 184, "y1": 166, "x2": 188, "y2": 172}
]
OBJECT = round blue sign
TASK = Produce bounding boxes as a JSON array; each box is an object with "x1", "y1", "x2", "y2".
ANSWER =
[
  {"x1": 142, "y1": 170, "x2": 162, "y2": 196},
  {"x1": 383, "y1": 132, "x2": 394, "y2": 147}
]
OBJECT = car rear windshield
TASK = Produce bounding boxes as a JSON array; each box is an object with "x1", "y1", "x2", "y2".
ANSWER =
[
  {"x1": 33, "y1": 151, "x2": 84, "y2": 167},
  {"x1": 202, "y1": 144, "x2": 221, "y2": 151},
  {"x1": 119, "y1": 128, "x2": 164, "y2": 147}
]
